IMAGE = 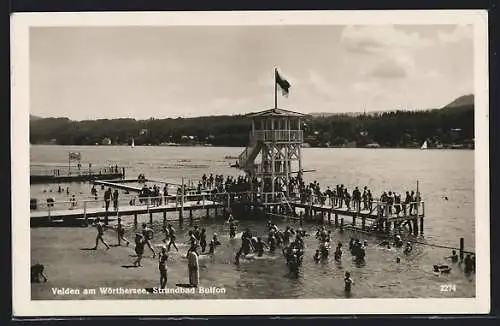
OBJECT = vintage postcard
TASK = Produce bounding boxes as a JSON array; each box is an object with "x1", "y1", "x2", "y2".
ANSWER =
[{"x1": 11, "y1": 10, "x2": 490, "y2": 316}]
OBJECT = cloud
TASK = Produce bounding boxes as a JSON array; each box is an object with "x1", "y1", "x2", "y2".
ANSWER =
[
  {"x1": 437, "y1": 25, "x2": 473, "y2": 43},
  {"x1": 340, "y1": 25, "x2": 432, "y2": 55},
  {"x1": 370, "y1": 59, "x2": 408, "y2": 79}
]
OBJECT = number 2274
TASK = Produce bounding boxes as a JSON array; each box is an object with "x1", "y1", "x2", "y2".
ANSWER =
[{"x1": 440, "y1": 284, "x2": 457, "y2": 292}]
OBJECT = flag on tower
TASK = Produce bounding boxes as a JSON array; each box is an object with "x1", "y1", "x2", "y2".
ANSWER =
[{"x1": 275, "y1": 70, "x2": 291, "y2": 96}]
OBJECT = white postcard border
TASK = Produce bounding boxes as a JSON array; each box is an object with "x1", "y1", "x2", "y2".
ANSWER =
[{"x1": 11, "y1": 10, "x2": 490, "y2": 316}]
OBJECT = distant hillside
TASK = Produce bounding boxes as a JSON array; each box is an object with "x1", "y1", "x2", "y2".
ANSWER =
[
  {"x1": 30, "y1": 114, "x2": 43, "y2": 121},
  {"x1": 443, "y1": 94, "x2": 474, "y2": 109}
]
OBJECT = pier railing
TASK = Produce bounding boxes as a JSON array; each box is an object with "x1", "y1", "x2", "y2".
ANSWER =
[
  {"x1": 31, "y1": 191, "x2": 256, "y2": 219},
  {"x1": 31, "y1": 165, "x2": 125, "y2": 177},
  {"x1": 288, "y1": 193, "x2": 425, "y2": 218}
]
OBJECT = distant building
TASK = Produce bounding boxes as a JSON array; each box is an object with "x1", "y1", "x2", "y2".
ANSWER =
[
  {"x1": 101, "y1": 137, "x2": 112, "y2": 145},
  {"x1": 365, "y1": 142, "x2": 380, "y2": 148}
]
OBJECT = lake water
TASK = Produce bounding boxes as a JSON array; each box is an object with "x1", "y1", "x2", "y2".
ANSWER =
[{"x1": 29, "y1": 145, "x2": 476, "y2": 298}]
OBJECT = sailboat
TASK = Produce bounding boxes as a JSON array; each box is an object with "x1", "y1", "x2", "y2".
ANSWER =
[
  {"x1": 131, "y1": 138, "x2": 135, "y2": 148},
  {"x1": 420, "y1": 140, "x2": 428, "y2": 150}
]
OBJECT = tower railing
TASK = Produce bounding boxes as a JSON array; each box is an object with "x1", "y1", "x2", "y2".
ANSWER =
[{"x1": 251, "y1": 130, "x2": 303, "y2": 142}]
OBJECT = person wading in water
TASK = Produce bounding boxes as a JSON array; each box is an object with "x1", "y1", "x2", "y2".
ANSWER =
[
  {"x1": 141, "y1": 223, "x2": 156, "y2": 258},
  {"x1": 92, "y1": 217, "x2": 110, "y2": 250},
  {"x1": 133, "y1": 234, "x2": 145, "y2": 267},
  {"x1": 158, "y1": 246, "x2": 168, "y2": 289},
  {"x1": 116, "y1": 217, "x2": 130, "y2": 246},
  {"x1": 187, "y1": 245, "x2": 200, "y2": 287},
  {"x1": 166, "y1": 224, "x2": 179, "y2": 252}
]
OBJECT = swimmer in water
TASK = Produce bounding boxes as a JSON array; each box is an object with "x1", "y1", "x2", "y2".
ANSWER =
[
  {"x1": 445, "y1": 250, "x2": 459, "y2": 263},
  {"x1": 229, "y1": 221, "x2": 237, "y2": 239},
  {"x1": 344, "y1": 272, "x2": 354, "y2": 293},
  {"x1": 433, "y1": 264, "x2": 451, "y2": 274},
  {"x1": 31, "y1": 263, "x2": 48, "y2": 283},
  {"x1": 255, "y1": 237, "x2": 268, "y2": 257},
  {"x1": 403, "y1": 242, "x2": 412, "y2": 255},
  {"x1": 396, "y1": 256, "x2": 401, "y2": 263},
  {"x1": 313, "y1": 249, "x2": 321, "y2": 263},
  {"x1": 208, "y1": 235, "x2": 221, "y2": 255},
  {"x1": 464, "y1": 254, "x2": 474, "y2": 274},
  {"x1": 334, "y1": 242, "x2": 343, "y2": 261}
]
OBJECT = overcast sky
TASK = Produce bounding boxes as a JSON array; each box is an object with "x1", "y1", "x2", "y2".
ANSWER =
[{"x1": 30, "y1": 24, "x2": 473, "y2": 120}]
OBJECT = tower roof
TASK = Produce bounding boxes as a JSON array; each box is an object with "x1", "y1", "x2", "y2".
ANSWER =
[{"x1": 246, "y1": 108, "x2": 308, "y2": 118}]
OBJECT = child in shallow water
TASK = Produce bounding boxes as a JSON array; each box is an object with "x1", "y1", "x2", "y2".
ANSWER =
[{"x1": 344, "y1": 272, "x2": 354, "y2": 293}]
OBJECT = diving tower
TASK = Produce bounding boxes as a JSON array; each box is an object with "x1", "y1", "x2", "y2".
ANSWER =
[{"x1": 238, "y1": 107, "x2": 308, "y2": 203}]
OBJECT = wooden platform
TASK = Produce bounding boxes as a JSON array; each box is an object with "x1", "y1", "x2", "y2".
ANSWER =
[
  {"x1": 93, "y1": 180, "x2": 143, "y2": 192},
  {"x1": 30, "y1": 200, "x2": 223, "y2": 226},
  {"x1": 31, "y1": 173, "x2": 124, "y2": 184},
  {"x1": 292, "y1": 202, "x2": 424, "y2": 220}
]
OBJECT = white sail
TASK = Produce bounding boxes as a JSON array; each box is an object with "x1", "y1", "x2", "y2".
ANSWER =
[
  {"x1": 421, "y1": 140, "x2": 428, "y2": 150},
  {"x1": 131, "y1": 138, "x2": 135, "y2": 148}
]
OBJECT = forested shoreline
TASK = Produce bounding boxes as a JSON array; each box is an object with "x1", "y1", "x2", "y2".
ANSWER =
[{"x1": 30, "y1": 103, "x2": 474, "y2": 149}]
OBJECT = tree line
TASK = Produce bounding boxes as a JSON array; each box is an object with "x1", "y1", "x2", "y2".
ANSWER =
[{"x1": 29, "y1": 104, "x2": 473, "y2": 148}]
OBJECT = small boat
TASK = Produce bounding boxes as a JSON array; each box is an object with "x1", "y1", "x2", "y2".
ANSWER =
[
  {"x1": 420, "y1": 140, "x2": 428, "y2": 150},
  {"x1": 224, "y1": 155, "x2": 238, "y2": 159}
]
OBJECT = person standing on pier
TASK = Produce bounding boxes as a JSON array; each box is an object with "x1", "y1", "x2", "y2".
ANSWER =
[
  {"x1": 92, "y1": 217, "x2": 110, "y2": 250},
  {"x1": 187, "y1": 245, "x2": 200, "y2": 287},
  {"x1": 104, "y1": 188, "x2": 112, "y2": 211},
  {"x1": 112, "y1": 189, "x2": 119, "y2": 211},
  {"x1": 362, "y1": 187, "x2": 368, "y2": 210},
  {"x1": 163, "y1": 184, "x2": 168, "y2": 205},
  {"x1": 141, "y1": 223, "x2": 156, "y2": 258}
]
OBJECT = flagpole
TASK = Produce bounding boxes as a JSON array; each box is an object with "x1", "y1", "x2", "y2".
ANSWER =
[{"x1": 274, "y1": 68, "x2": 277, "y2": 109}]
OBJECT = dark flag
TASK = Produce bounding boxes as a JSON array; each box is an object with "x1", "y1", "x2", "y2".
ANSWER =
[{"x1": 275, "y1": 70, "x2": 291, "y2": 96}]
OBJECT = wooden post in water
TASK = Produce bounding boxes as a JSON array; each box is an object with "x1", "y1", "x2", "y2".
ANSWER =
[
  {"x1": 179, "y1": 177, "x2": 184, "y2": 224},
  {"x1": 352, "y1": 213, "x2": 356, "y2": 227},
  {"x1": 340, "y1": 218, "x2": 344, "y2": 232},
  {"x1": 189, "y1": 208, "x2": 193, "y2": 224},
  {"x1": 134, "y1": 213, "x2": 138, "y2": 226},
  {"x1": 419, "y1": 213, "x2": 424, "y2": 235},
  {"x1": 334, "y1": 213, "x2": 339, "y2": 227},
  {"x1": 413, "y1": 218, "x2": 418, "y2": 236},
  {"x1": 361, "y1": 215, "x2": 366, "y2": 230},
  {"x1": 104, "y1": 210, "x2": 109, "y2": 225},
  {"x1": 459, "y1": 237, "x2": 464, "y2": 261},
  {"x1": 328, "y1": 211, "x2": 331, "y2": 224},
  {"x1": 83, "y1": 201, "x2": 88, "y2": 225}
]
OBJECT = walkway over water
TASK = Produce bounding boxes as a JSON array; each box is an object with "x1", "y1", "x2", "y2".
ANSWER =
[{"x1": 30, "y1": 165, "x2": 126, "y2": 184}]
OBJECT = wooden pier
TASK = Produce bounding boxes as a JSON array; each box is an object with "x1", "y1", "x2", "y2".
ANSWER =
[
  {"x1": 256, "y1": 193, "x2": 426, "y2": 236},
  {"x1": 30, "y1": 194, "x2": 225, "y2": 227},
  {"x1": 93, "y1": 180, "x2": 142, "y2": 192},
  {"x1": 30, "y1": 166, "x2": 126, "y2": 184}
]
